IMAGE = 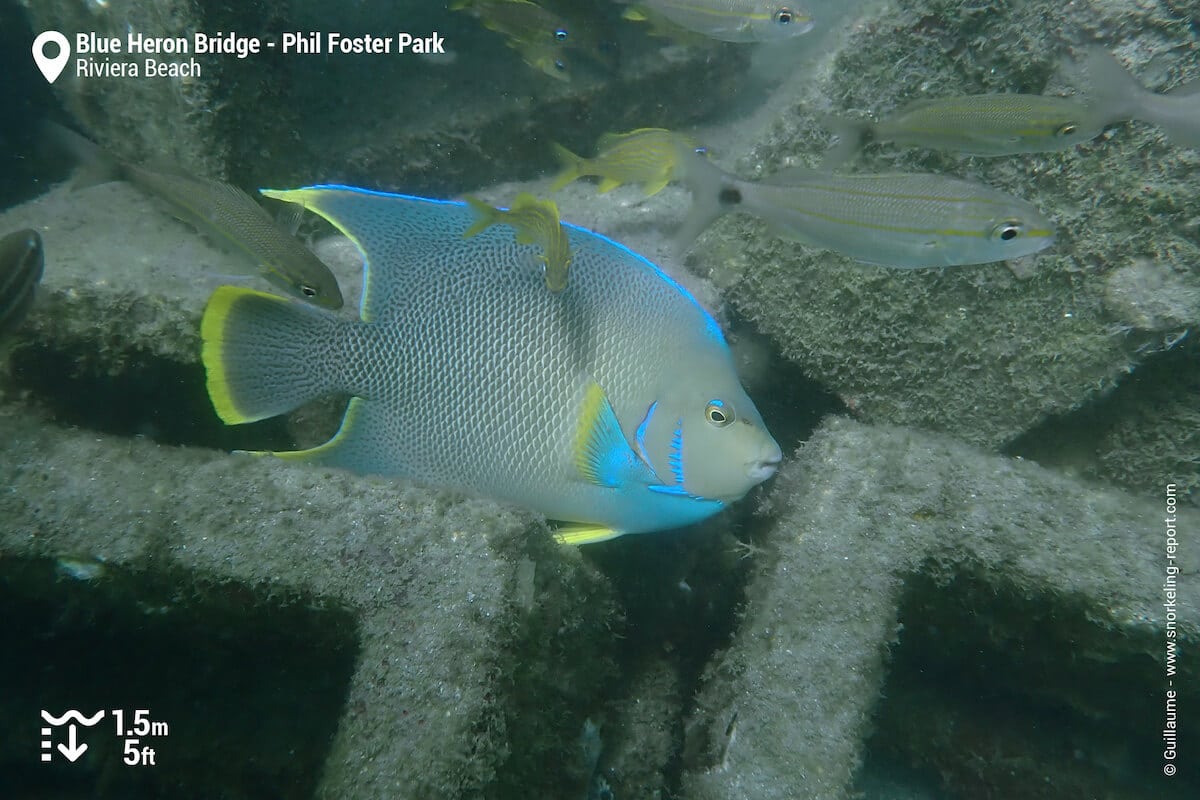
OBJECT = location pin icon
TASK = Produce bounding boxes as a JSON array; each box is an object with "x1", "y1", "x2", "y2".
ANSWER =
[{"x1": 32, "y1": 31, "x2": 71, "y2": 84}]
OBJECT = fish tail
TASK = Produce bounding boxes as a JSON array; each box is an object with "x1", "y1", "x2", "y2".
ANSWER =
[
  {"x1": 549, "y1": 142, "x2": 586, "y2": 191},
  {"x1": 1085, "y1": 47, "x2": 1146, "y2": 124},
  {"x1": 676, "y1": 152, "x2": 740, "y2": 253},
  {"x1": 40, "y1": 121, "x2": 124, "y2": 188},
  {"x1": 818, "y1": 115, "x2": 870, "y2": 170},
  {"x1": 1153, "y1": 110, "x2": 1200, "y2": 149},
  {"x1": 462, "y1": 195, "x2": 500, "y2": 238},
  {"x1": 201, "y1": 286, "x2": 346, "y2": 425}
]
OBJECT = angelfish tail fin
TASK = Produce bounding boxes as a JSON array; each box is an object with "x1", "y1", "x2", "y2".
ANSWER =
[{"x1": 201, "y1": 286, "x2": 347, "y2": 424}]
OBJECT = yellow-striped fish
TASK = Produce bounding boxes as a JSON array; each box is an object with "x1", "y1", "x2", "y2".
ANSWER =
[
  {"x1": 452, "y1": 0, "x2": 573, "y2": 80},
  {"x1": 550, "y1": 128, "x2": 704, "y2": 197},
  {"x1": 452, "y1": 0, "x2": 572, "y2": 47},
  {"x1": 679, "y1": 153, "x2": 1055, "y2": 268},
  {"x1": 822, "y1": 47, "x2": 1200, "y2": 165},
  {"x1": 619, "y1": 0, "x2": 813, "y2": 43},
  {"x1": 821, "y1": 94, "x2": 1103, "y2": 166},
  {"x1": 43, "y1": 122, "x2": 343, "y2": 309},
  {"x1": 464, "y1": 193, "x2": 574, "y2": 292}
]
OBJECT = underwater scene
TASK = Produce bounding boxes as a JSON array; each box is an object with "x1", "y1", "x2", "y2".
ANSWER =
[{"x1": 0, "y1": 0, "x2": 1197, "y2": 797}]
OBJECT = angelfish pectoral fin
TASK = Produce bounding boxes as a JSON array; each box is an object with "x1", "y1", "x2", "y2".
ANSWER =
[{"x1": 573, "y1": 381, "x2": 653, "y2": 488}]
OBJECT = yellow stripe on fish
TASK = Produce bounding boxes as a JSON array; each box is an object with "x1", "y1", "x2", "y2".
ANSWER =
[
  {"x1": 679, "y1": 154, "x2": 1055, "y2": 268},
  {"x1": 462, "y1": 193, "x2": 574, "y2": 292},
  {"x1": 550, "y1": 128, "x2": 703, "y2": 197},
  {"x1": 822, "y1": 47, "x2": 1200, "y2": 166},
  {"x1": 44, "y1": 122, "x2": 344, "y2": 309},
  {"x1": 620, "y1": 1, "x2": 813, "y2": 43}
]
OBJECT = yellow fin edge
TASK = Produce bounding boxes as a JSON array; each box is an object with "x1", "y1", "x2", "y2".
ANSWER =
[
  {"x1": 200, "y1": 285, "x2": 284, "y2": 425},
  {"x1": 260, "y1": 187, "x2": 374, "y2": 320},
  {"x1": 553, "y1": 524, "x2": 623, "y2": 546}
]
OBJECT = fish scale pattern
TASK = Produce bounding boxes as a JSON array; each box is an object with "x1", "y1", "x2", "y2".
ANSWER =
[{"x1": 285, "y1": 188, "x2": 752, "y2": 532}]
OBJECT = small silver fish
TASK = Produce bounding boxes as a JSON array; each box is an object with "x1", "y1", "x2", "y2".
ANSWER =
[
  {"x1": 821, "y1": 94, "x2": 1103, "y2": 166},
  {"x1": 679, "y1": 153, "x2": 1055, "y2": 268},
  {"x1": 43, "y1": 122, "x2": 344, "y2": 309},
  {"x1": 202, "y1": 187, "x2": 781, "y2": 544},
  {"x1": 822, "y1": 47, "x2": 1200, "y2": 165},
  {"x1": 0, "y1": 229, "x2": 44, "y2": 335},
  {"x1": 620, "y1": 0, "x2": 813, "y2": 43}
]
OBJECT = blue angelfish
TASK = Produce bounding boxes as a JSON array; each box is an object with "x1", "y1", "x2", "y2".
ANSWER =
[{"x1": 201, "y1": 187, "x2": 781, "y2": 544}]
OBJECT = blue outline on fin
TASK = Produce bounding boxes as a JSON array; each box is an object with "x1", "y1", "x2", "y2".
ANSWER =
[{"x1": 263, "y1": 184, "x2": 726, "y2": 343}]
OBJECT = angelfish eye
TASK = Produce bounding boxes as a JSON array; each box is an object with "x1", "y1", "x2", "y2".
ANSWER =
[
  {"x1": 554, "y1": 28, "x2": 568, "y2": 42},
  {"x1": 301, "y1": 284, "x2": 317, "y2": 297},
  {"x1": 705, "y1": 399, "x2": 734, "y2": 427},
  {"x1": 991, "y1": 220, "x2": 1022, "y2": 242},
  {"x1": 775, "y1": 8, "x2": 794, "y2": 25},
  {"x1": 1056, "y1": 122, "x2": 1079, "y2": 137}
]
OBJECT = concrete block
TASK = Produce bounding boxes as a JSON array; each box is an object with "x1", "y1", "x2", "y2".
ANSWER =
[
  {"x1": 681, "y1": 416, "x2": 1198, "y2": 799},
  {"x1": 0, "y1": 410, "x2": 620, "y2": 798},
  {"x1": 683, "y1": 0, "x2": 1200, "y2": 454}
]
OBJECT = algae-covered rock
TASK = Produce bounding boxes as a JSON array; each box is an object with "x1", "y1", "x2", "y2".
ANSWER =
[
  {"x1": 685, "y1": 0, "x2": 1200, "y2": 454},
  {"x1": 0, "y1": 410, "x2": 621, "y2": 799},
  {"x1": 681, "y1": 416, "x2": 1199, "y2": 800}
]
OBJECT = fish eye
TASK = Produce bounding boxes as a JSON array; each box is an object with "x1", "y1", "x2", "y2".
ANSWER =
[
  {"x1": 775, "y1": 8, "x2": 794, "y2": 25},
  {"x1": 301, "y1": 283, "x2": 318, "y2": 297},
  {"x1": 694, "y1": 146, "x2": 709, "y2": 155},
  {"x1": 554, "y1": 28, "x2": 568, "y2": 42},
  {"x1": 991, "y1": 220, "x2": 1023, "y2": 242},
  {"x1": 705, "y1": 399, "x2": 734, "y2": 427},
  {"x1": 1056, "y1": 122, "x2": 1079, "y2": 137}
]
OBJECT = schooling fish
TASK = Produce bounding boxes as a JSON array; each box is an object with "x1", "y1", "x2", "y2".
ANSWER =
[
  {"x1": 822, "y1": 47, "x2": 1200, "y2": 165},
  {"x1": 509, "y1": 37, "x2": 571, "y2": 81},
  {"x1": 452, "y1": 0, "x2": 572, "y2": 47},
  {"x1": 42, "y1": 122, "x2": 343, "y2": 309},
  {"x1": 463, "y1": 193, "x2": 574, "y2": 292},
  {"x1": 820, "y1": 94, "x2": 1105, "y2": 166},
  {"x1": 452, "y1": 0, "x2": 573, "y2": 80},
  {"x1": 201, "y1": 186, "x2": 781, "y2": 544},
  {"x1": 0, "y1": 229, "x2": 44, "y2": 335},
  {"x1": 551, "y1": 128, "x2": 704, "y2": 196},
  {"x1": 679, "y1": 153, "x2": 1055, "y2": 268},
  {"x1": 619, "y1": 1, "x2": 813, "y2": 43}
]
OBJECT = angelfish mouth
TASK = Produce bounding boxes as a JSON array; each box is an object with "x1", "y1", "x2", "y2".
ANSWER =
[{"x1": 747, "y1": 452, "x2": 782, "y2": 482}]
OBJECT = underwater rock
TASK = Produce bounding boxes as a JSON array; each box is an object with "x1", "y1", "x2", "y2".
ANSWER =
[
  {"x1": 683, "y1": 0, "x2": 1200, "y2": 451},
  {"x1": 0, "y1": 409, "x2": 622, "y2": 798},
  {"x1": 1104, "y1": 257, "x2": 1200, "y2": 333},
  {"x1": 681, "y1": 416, "x2": 1198, "y2": 800}
]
